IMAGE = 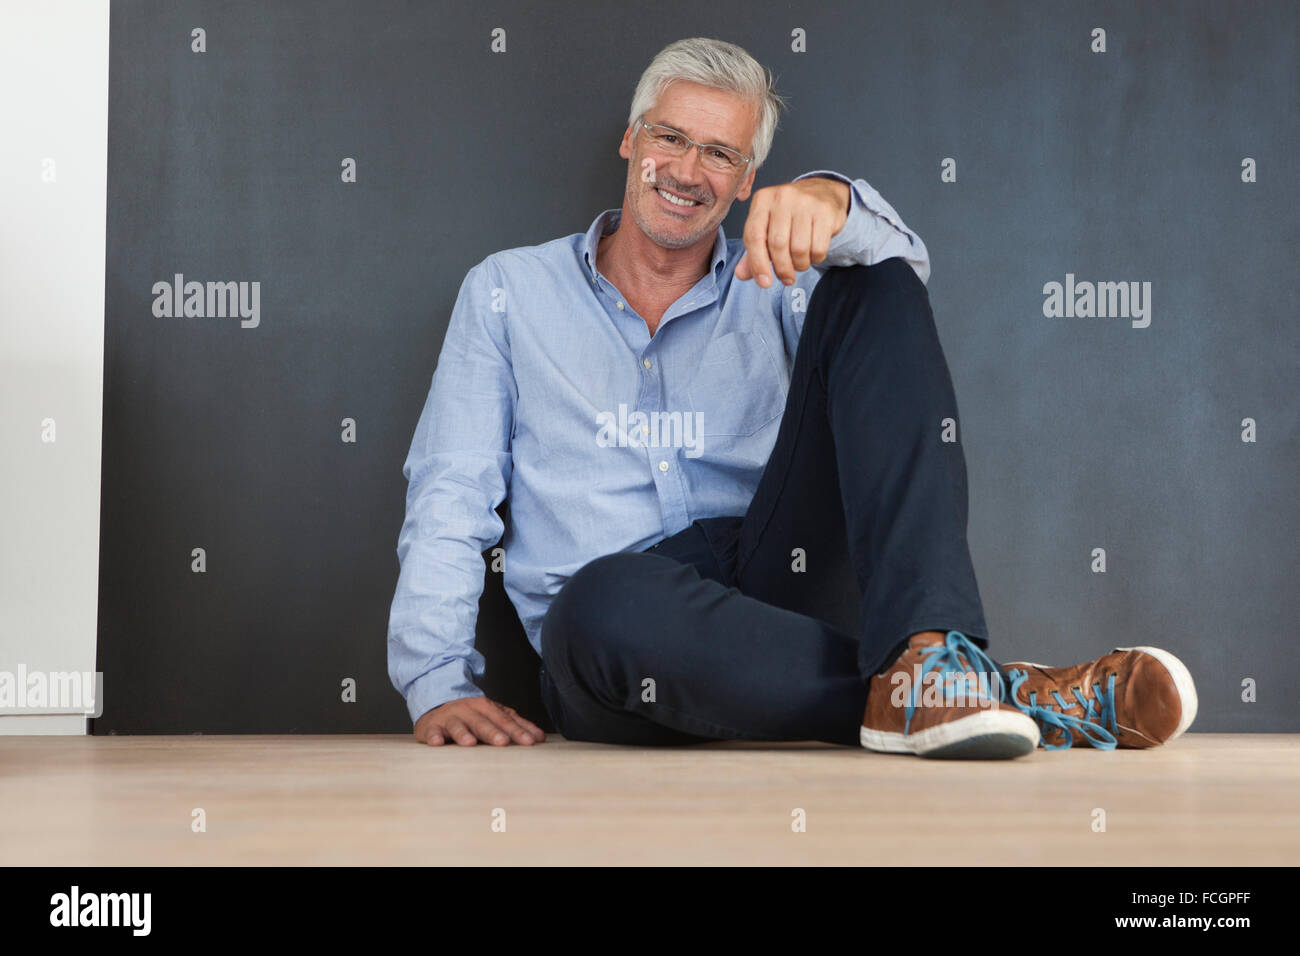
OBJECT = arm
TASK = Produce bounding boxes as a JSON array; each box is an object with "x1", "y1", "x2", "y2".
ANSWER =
[
  {"x1": 791, "y1": 169, "x2": 930, "y2": 284},
  {"x1": 387, "y1": 258, "x2": 516, "y2": 726},
  {"x1": 764, "y1": 171, "x2": 930, "y2": 365}
]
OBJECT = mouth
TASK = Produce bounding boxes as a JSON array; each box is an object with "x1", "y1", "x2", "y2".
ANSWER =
[{"x1": 653, "y1": 185, "x2": 704, "y2": 214}]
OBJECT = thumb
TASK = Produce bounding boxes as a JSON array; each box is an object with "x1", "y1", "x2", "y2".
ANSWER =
[{"x1": 735, "y1": 251, "x2": 751, "y2": 280}]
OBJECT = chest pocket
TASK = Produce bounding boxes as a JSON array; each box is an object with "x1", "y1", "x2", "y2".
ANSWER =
[{"x1": 686, "y1": 331, "x2": 787, "y2": 437}]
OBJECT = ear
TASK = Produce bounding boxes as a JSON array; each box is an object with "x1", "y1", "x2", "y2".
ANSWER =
[
  {"x1": 734, "y1": 165, "x2": 758, "y2": 202},
  {"x1": 618, "y1": 126, "x2": 633, "y2": 161}
]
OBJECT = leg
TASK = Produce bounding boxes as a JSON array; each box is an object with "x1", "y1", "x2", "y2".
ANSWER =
[
  {"x1": 538, "y1": 259, "x2": 999, "y2": 750},
  {"x1": 538, "y1": 525, "x2": 867, "y2": 746},
  {"x1": 735, "y1": 259, "x2": 993, "y2": 680}
]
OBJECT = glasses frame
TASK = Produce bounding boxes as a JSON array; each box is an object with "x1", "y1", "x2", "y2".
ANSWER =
[{"x1": 636, "y1": 117, "x2": 753, "y2": 174}]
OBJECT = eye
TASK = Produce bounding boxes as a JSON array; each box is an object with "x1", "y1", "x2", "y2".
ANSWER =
[{"x1": 709, "y1": 149, "x2": 732, "y2": 163}]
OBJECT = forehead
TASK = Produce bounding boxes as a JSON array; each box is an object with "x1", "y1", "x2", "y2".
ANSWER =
[{"x1": 645, "y1": 81, "x2": 756, "y2": 150}]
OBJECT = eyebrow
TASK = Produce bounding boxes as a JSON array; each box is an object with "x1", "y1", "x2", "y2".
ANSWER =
[{"x1": 650, "y1": 118, "x2": 744, "y2": 154}]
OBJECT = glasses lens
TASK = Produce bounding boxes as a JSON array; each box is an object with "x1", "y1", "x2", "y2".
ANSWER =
[
  {"x1": 645, "y1": 124, "x2": 687, "y2": 154},
  {"x1": 645, "y1": 123, "x2": 745, "y2": 173},
  {"x1": 701, "y1": 147, "x2": 744, "y2": 172}
]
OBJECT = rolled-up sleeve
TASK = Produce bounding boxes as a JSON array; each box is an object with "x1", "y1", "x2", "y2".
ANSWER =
[{"x1": 387, "y1": 257, "x2": 516, "y2": 725}]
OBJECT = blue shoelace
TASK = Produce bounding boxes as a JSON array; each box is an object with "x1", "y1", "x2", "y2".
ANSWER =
[
  {"x1": 904, "y1": 631, "x2": 1007, "y2": 734},
  {"x1": 1006, "y1": 668, "x2": 1119, "y2": 750}
]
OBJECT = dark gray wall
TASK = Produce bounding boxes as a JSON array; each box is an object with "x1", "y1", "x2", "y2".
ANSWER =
[{"x1": 95, "y1": 0, "x2": 1299, "y2": 734}]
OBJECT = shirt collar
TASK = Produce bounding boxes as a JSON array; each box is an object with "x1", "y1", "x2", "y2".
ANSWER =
[{"x1": 582, "y1": 207, "x2": 729, "y2": 283}]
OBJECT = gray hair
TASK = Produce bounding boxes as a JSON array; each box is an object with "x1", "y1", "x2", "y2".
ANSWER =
[{"x1": 627, "y1": 37, "x2": 788, "y2": 171}]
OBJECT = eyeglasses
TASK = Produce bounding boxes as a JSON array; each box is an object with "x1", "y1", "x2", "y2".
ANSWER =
[{"x1": 637, "y1": 118, "x2": 752, "y2": 174}]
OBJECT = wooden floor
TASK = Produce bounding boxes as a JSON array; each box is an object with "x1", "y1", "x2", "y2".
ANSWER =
[{"x1": 1, "y1": 733, "x2": 1295, "y2": 865}]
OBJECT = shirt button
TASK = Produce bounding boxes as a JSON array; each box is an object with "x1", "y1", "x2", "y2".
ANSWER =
[
  {"x1": 642, "y1": 358, "x2": 652, "y2": 369},
  {"x1": 658, "y1": 460, "x2": 669, "y2": 472},
  {"x1": 642, "y1": 426, "x2": 650, "y2": 435},
  {"x1": 617, "y1": 301, "x2": 625, "y2": 310}
]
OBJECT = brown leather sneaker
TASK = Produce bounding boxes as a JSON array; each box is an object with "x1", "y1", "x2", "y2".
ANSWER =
[
  {"x1": 860, "y1": 630, "x2": 1040, "y2": 759},
  {"x1": 1004, "y1": 646, "x2": 1198, "y2": 750}
]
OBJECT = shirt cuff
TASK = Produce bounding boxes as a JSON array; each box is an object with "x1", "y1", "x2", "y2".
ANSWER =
[
  {"x1": 402, "y1": 660, "x2": 485, "y2": 726},
  {"x1": 791, "y1": 169, "x2": 930, "y2": 284},
  {"x1": 792, "y1": 168, "x2": 912, "y2": 241}
]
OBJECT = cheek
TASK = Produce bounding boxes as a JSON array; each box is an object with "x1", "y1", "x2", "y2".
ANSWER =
[{"x1": 637, "y1": 158, "x2": 663, "y2": 185}]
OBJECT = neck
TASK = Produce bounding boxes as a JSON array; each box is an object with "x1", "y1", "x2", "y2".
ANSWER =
[{"x1": 597, "y1": 206, "x2": 714, "y2": 295}]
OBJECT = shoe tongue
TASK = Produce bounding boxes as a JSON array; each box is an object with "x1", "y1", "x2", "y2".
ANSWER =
[
  {"x1": 910, "y1": 633, "x2": 1007, "y2": 698},
  {"x1": 910, "y1": 631, "x2": 949, "y2": 651}
]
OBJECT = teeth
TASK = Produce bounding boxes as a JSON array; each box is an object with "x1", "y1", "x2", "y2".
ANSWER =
[{"x1": 656, "y1": 187, "x2": 699, "y2": 207}]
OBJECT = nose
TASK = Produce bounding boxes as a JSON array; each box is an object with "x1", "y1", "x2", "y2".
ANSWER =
[{"x1": 673, "y1": 146, "x2": 705, "y2": 188}]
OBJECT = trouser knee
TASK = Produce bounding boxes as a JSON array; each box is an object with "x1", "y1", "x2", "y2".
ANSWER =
[
  {"x1": 541, "y1": 551, "x2": 653, "y2": 670},
  {"x1": 804, "y1": 258, "x2": 930, "y2": 344}
]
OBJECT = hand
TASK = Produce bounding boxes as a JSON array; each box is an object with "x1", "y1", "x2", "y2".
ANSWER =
[
  {"x1": 414, "y1": 696, "x2": 547, "y2": 746},
  {"x1": 735, "y1": 177, "x2": 851, "y2": 288}
]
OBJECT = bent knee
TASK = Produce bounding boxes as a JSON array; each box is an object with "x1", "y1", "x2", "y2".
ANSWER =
[
  {"x1": 824, "y1": 257, "x2": 927, "y2": 305},
  {"x1": 542, "y1": 551, "x2": 658, "y2": 660},
  {"x1": 563, "y1": 551, "x2": 653, "y2": 606}
]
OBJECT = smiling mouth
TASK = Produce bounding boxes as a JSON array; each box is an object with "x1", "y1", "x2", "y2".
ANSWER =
[{"x1": 654, "y1": 186, "x2": 703, "y2": 210}]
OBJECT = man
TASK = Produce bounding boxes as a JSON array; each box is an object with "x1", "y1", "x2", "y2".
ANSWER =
[{"x1": 388, "y1": 37, "x2": 1197, "y2": 758}]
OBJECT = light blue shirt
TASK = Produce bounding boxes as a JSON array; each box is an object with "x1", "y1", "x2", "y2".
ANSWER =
[{"x1": 388, "y1": 170, "x2": 930, "y2": 723}]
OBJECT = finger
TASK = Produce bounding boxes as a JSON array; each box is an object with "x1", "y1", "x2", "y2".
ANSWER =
[
  {"x1": 442, "y1": 716, "x2": 478, "y2": 746},
  {"x1": 497, "y1": 715, "x2": 539, "y2": 744},
  {"x1": 517, "y1": 718, "x2": 546, "y2": 741},
  {"x1": 466, "y1": 713, "x2": 512, "y2": 746},
  {"x1": 422, "y1": 726, "x2": 445, "y2": 746},
  {"x1": 788, "y1": 209, "x2": 815, "y2": 273},
  {"x1": 506, "y1": 716, "x2": 545, "y2": 743},
  {"x1": 766, "y1": 207, "x2": 794, "y2": 285},
  {"x1": 809, "y1": 215, "x2": 834, "y2": 267},
  {"x1": 483, "y1": 701, "x2": 533, "y2": 742},
  {"x1": 412, "y1": 717, "x2": 433, "y2": 744},
  {"x1": 499, "y1": 706, "x2": 546, "y2": 742},
  {"x1": 742, "y1": 204, "x2": 774, "y2": 287}
]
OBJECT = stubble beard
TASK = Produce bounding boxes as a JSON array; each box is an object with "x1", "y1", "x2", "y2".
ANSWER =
[{"x1": 627, "y1": 171, "x2": 727, "y2": 250}]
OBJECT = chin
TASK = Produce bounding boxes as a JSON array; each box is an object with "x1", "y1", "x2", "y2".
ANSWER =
[{"x1": 653, "y1": 223, "x2": 707, "y2": 249}]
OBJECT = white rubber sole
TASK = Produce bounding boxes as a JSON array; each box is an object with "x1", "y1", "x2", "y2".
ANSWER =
[
  {"x1": 860, "y1": 708, "x2": 1040, "y2": 759},
  {"x1": 1006, "y1": 645, "x2": 1199, "y2": 742},
  {"x1": 1114, "y1": 645, "x2": 1198, "y2": 740}
]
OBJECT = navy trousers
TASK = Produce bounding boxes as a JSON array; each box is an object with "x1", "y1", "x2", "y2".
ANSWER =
[{"x1": 538, "y1": 257, "x2": 993, "y2": 746}]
